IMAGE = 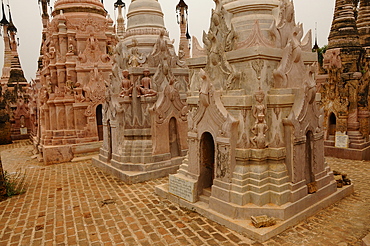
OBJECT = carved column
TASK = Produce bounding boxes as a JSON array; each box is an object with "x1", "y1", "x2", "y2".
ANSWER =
[
  {"x1": 55, "y1": 99, "x2": 66, "y2": 131},
  {"x1": 47, "y1": 99, "x2": 57, "y2": 131},
  {"x1": 358, "y1": 109, "x2": 370, "y2": 141},
  {"x1": 64, "y1": 97, "x2": 75, "y2": 130},
  {"x1": 110, "y1": 120, "x2": 119, "y2": 156}
]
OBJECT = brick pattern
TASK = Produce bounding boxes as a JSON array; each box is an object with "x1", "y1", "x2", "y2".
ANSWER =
[{"x1": 0, "y1": 141, "x2": 369, "y2": 245}]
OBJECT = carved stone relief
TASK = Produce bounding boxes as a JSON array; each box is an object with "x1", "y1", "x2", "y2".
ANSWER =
[{"x1": 250, "y1": 89, "x2": 268, "y2": 149}]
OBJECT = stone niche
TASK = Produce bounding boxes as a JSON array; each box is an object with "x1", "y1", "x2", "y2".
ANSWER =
[
  {"x1": 92, "y1": 0, "x2": 189, "y2": 184},
  {"x1": 156, "y1": 0, "x2": 353, "y2": 242}
]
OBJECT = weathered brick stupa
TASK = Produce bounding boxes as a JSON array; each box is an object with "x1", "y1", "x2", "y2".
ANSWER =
[
  {"x1": 157, "y1": 0, "x2": 353, "y2": 242},
  {"x1": 0, "y1": 2, "x2": 30, "y2": 141},
  {"x1": 34, "y1": 0, "x2": 116, "y2": 164},
  {"x1": 321, "y1": 0, "x2": 370, "y2": 160},
  {"x1": 92, "y1": 0, "x2": 189, "y2": 183}
]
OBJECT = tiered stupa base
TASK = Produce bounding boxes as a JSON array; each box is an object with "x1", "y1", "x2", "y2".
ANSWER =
[
  {"x1": 156, "y1": 183, "x2": 353, "y2": 242},
  {"x1": 324, "y1": 131, "x2": 370, "y2": 160},
  {"x1": 157, "y1": 148, "x2": 354, "y2": 242},
  {"x1": 92, "y1": 138, "x2": 185, "y2": 184}
]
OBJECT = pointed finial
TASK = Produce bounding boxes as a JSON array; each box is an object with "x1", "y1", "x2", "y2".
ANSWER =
[
  {"x1": 0, "y1": 0, "x2": 9, "y2": 26},
  {"x1": 313, "y1": 22, "x2": 319, "y2": 51},
  {"x1": 114, "y1": 0, "x2": 125, "y2": 8},
  {"x1": 7, "y1": 4, "x2": 17, "y2": 33}
]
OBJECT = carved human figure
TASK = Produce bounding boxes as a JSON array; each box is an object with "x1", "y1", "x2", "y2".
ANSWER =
[
  {"x1": 40, "y1": 86, "x2": 49, "y2": 105},
  {"x1": 252, "y1": 90, "x2": 266, "y2": 121},
  {"x1": 151, "y1": 30, "x2": 169, "y2": 66},
  {"x1": 48, "y1": 44, "x2": 56, "y2": 64},
  {"x1": 136, "y1": 69, "x2": 157, "y2": 97},
  {"x1": 199, "y1": 69, "x2": 212, "y2": 107},
  {"x1": 166, "y1": 78, "x2": 177, "y2": 101},
  {"x1": 129, "y1": 39, "x2": 145, "y2": 67},
  {"x1": 251, "y1": 89, "x2": 268, "y2": 149},
  {"x1": 46, "y1": 75, "x2": 56, "y2": 93},
  {"x1": 151, "y1": 29, "x2": 167, "y2": 56},
  {"x1": 178, "y1": 44, "x2": 185, "y2": 61},
  {"x1": 65, "y1": 75, "x2": 75, "y2": 95},
  {"x1": 68, "y1": 38, "x2": 75, "y2": 54},
  {"x1": 74, "y1": 82, "x2": 85, "y2": 102},
  {"x1": 251, "y1": 114, "x2": 268, "y2": 149},
  {"x1": 120, "y1": 70, "x2": 133, "y2": 97}
]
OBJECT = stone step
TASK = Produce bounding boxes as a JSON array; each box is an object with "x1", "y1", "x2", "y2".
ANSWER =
[
  {"x1": 198, "y1": 194, "x2": 209, "y2": 204},
  {"x1": 350, "y1": 139, "x2": 365, "y2": 144},
  {"x1": 348, "y1": 135, "x2": 365, "y2": 140},
  {"x1": 324, "y1": 140, "x2": 335, "y2": 147},
  {"x1": 349, "y1": 141, "x2": 370, "y2": 149},
  {"x1": 199, "y1": 188, "x2": 211, "y2": 204},
  {"x1": 203, "y1": 187, "x2": 211, "y2": 197}
]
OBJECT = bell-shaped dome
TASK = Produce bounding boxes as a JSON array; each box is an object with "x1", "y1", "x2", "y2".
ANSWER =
[
  {"x1": 127, "y1": 0, "x2": 165, "y2": 30},
  {"x1": 53, "y1": 0, "x2": 106, "y2": 17}
]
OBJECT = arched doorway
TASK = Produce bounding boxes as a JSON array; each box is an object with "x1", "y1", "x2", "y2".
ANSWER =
[
  {"x1": 96, "y1": 104, "x2": 103, "y2": 141},
  {"x1": 107, "y1": 120, "x2": 112, "y2": 162},
  {"x1": 328, "y1": 113, "x2": 336, "y2": 137},
  {"x1": 169, "y1": 117, "x2": 180, "y2": 158},
  {"x1": 199, "y1": 132, "x2": 215, "y2": 192},
  {"x1": 305, "y1": 131, "x2": 316, "y2": 193}
]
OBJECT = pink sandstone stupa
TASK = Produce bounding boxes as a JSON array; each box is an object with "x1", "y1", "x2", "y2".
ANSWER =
[
  {"x1": 156, "y1": 0, "x2": 354, "y2": 242},
  {"x1": 0, "y1": 2, "x2": 30, "y2": 142},
  {"x1": 32, "y1": 0, "x2": 116, "y2": 164},
  {"x1": 92, "y1": 0, "x2": 189, "y2": 183}
]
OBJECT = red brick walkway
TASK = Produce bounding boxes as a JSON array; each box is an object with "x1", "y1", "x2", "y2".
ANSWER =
[{"x1": 0, "y1": 140, "x2": 369, "y2": 245}]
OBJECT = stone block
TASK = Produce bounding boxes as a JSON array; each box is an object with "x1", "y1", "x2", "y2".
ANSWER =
[
  {"x1": 169, "y1": 174, "x2": 197, "y2": 203},
  {"x1": 43, "y1": 145, "x2": 73, "y2": 165},
  {"x1": 251, "y1": 215, "x2": 276, "y2": 228}
]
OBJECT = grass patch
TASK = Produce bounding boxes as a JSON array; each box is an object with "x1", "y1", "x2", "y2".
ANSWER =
[{"x1": 3, "y1": 169, "x2": 27, "y2": 197}]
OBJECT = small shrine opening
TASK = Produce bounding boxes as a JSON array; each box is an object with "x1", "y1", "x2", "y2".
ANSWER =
[
  {"x1": 96, "y1": 104, "x2": 103, "y2": 141},
  {"x1": 169, "y1": 117, "x2": 180, "y2": 158},
  {"x1": 328, "y1": 113, "x2": 336, "y2": 137},
  {"x1": 200, "y1": 132, "x2": 215, "y2": 192}
]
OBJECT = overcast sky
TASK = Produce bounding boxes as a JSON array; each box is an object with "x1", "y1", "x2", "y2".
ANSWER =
[{"x1": 0, "y1": 0, "x2": 335, "y2": 81}]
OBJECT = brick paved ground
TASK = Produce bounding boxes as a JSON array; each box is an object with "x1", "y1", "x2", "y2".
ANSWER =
[{"x1": 0, "y1": 140, "x2": 369, "y2": 246}]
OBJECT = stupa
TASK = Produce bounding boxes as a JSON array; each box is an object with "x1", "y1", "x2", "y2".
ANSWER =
[
  {"x1": 92, "y1": 0, "x2": 189, "y2": 184},
  {"x1": 0, "y1": 2, "x2": 30, "y2": 141},
  {"x1": 157, "y1": 0, "x2": 353, "y2": 242},
  {"x1": 321, "y1": 0, "x2": 370, "y2": 160},
  {"x1": 33, "y1": 0, "x2": 116, "y2": 164}
]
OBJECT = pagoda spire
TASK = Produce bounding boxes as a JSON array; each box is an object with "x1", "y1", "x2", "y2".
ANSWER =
[
  {"x1": 328, "y1": 0, "x2": 361, "y2": 49},
  {"x1": 0, "y1": 0, "x2": 9, "y2": 26},
  {"x1": 7, "y1": 5, "x2": 16, "y2": 33},
  {"x1": 7, "y1": 4, "x2": 18, "y2": 52},
  {"x1": 38, "y1": 0, "x2": 50, "y2": 29},
  {"x1": 114, "y1": 0, "x2": 126, "y2": 39},
  {"x1": 357, "y1": 0, "x2": 370, "y2": 47},
  {"x1": 176, "y1": 0, "x2": 190, "y2": 59},
  {"x1": 312, "y1": 22, "x2": 319, "y2": 51},
  {"x1": 0, "y1": 2, "x2": 26, "y2": 90}
]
